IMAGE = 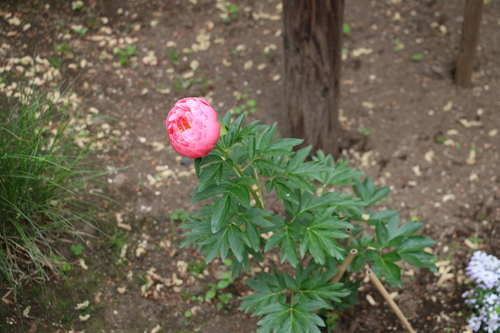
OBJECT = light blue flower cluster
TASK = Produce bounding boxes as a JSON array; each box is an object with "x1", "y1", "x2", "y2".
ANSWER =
[{"x1": 462, "y1": 251, "x2": 500, "y2": 333}]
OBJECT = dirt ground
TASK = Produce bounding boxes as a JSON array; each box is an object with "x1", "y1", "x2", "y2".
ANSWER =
[{"x1": 1, "y1": 0, "x2": 499, "y2": 332}]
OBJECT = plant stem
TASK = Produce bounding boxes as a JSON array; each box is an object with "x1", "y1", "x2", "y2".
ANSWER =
[
  {"x1": 216, "y1": 142, "x2": 265, "y2": 210},
  {"x1": 366, "y1": 268, "x2": 416, "y2": 333}
]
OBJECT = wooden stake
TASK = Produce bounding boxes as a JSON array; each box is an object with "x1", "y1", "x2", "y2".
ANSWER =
[
  {"x1": 366, "y1": 269, "x2": 416, "y2": 333},
  {"x1": 344, "y1": 228, "x2": 352, "y2": 247},
  {"x1": 455, "y1": 0, "x2": 484, "y2": 87},
  {"x1": 331, "y1": 249, "x2": 357, "y2": 283}
]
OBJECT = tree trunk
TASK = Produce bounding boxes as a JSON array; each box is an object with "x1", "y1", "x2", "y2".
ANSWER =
[
  {"x1": 455, "y1": 0, "x2": 484, "y2": 88},
  {"x1": 283, "y1": 0, "x2": 344, "y2": 158}
]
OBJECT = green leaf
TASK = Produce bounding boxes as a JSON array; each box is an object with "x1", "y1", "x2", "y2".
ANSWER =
[
  {"x1": 211, "y1": 193, "x2": 231, "y2": 233},
  {"x1": 372, "y1": 255, "x2": 402, "y2": 288},
  {"x1": 274, "y1": 180, "x2": 299, "y2": 204},
  {"x1": 411, "y1": 53, "x2": 424, "y2": 62},
  {"x1": 70, "y1": 243, "x2": 83, "y2": 256},
  {"x1": 240, "y1": 273, "x2": 287, "y2": 314},
  {"x1": 266, "y1": 138, "x2": 303, "y2": 153},
  {"x1": 198, "y1": 162, "x2": 223, "y2": 192},
  {"x1": 224, "y1": 113, "x2": 246, "y2": 146},
  {"x1": 393, "y1": 221, "x2": 423, "y2": 239},
  {"x1": 304, "y1": 191, "x2": 363, "y2": 213},
  {"x1": 353, "y1": 177, "x2": 389, "y2": 206},
  {"x1": 253, "y1": 158, "x2": 285, "y2": 173},
  {"x1": 286, "y1": 174, "x2": 316, "y2": 194},
  {"x1": 287, "y1": 146, "x2": 311, "y2": 171},
  {"x1": 228, "y1": 224, "x2": 246, "y2": 262},
  {"x1": 400, "y1": 252, "x2": 437, "y2": 272},
  {"x1": 342, "y1": 23, "x2": 351, "y2": 34},
  {"x1": 375, "y1": 220, "x2": 388, "y2": 246},
  {"x1": 264, "y1": 230, "x2": 285, "y2": 253},
  {"x1": 351, "y1": 249, "x2": 378, "y2": 271},
  {"x1": 290, "y1": 161, "x2": 330, "y2": 175},
  {"x1": 281, "y1": 234, "x2": 299, "y2": 268},
  {"x1": 190, "y1": 184, "x2": 231, "y2": 203},
  {"x1": 206, "y1": 289, "x2": 217, "y2": 299},
  {"x1": 386, "y1": 214, "x2": 401, "y2": 239},
  {"x1": 218, "y1": 279, "x2": 231, "y2": 289},
  {"x1": 221, "y1": 110, "x2": 232, "y2": 127},
  {"x1": 397, "y1": 235, "x2": 436, "y2": 253},
  {"x1": 299, "y1": 216, "x2": 350, "y2": 264},
  {"x1": 229, "y1": 184, "x2": 251, "y2": 208},
  {"x1": 256, "y1": 123, "x2": 277, "y2": 152},
  {"x1": 367, "y1": 186, "x2": 390, "y2": 205}
]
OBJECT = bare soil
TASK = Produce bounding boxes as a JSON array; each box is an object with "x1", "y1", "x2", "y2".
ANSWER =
[{"x1": 1, "y1": 0, "x2": 499, "y2": 332}]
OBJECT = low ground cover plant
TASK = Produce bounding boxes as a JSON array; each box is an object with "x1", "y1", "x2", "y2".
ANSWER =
[
  {"x1": 0, "y1": 86, "x2": 102, "y2": 299},
  {"x1": 166, "y1": 97, "x2": 437, "y2": 332},
  {"x1": 463, "y1": 251, "x2": 500, "y2": 332}
]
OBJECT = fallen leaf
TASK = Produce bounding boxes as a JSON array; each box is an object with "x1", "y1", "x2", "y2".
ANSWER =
[
  {"x1": 466, "y1": 150, "x2": 476, "y2": 165},
  {"x1": 75, "y1": 300, "x2": 89, "y2": 310},
  {"x1": 459, "y1": 119, "x2": 482, "y2": 128},
  {"x1": 442, "y1": 194, "x2": 456, "y2": 202},
  {"x1": 443, "y1": 101, "x2": 453, "y2": 112}
]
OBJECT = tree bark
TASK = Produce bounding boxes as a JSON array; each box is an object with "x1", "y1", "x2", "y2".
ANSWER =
[
  {"x1": 455, "y1": 0, "x2": 484, "y2": 88},
  {"x1": 283, "y1": 0, "x2": 344, "y2": 158}
]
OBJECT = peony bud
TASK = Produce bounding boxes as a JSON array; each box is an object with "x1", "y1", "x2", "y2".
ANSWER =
[{"x1": 166, "y1": 97, "x2": 220, "y2": 159}]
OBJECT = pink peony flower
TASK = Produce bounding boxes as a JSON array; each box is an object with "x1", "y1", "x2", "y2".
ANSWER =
[{"x1": 166, "y1": 97, "x2": 221, "y2": 159}]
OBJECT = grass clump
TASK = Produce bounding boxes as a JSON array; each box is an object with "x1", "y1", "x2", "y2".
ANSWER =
[{"x1": 0, "y1": 86, "x2": 103, "y2": 299}]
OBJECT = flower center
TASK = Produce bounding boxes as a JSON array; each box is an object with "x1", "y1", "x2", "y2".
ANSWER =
[{"x1": 177, "y1": 116, "x2": 191, "y2": 133}]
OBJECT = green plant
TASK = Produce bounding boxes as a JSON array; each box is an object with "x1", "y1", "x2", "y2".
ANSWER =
[
  {"x1": 205, "y1": 269, "x2": 234, "y2": 310},
  {"x1": 411, "y1": 53, "x2": 424, "y2": 62},
  {"x1": 178, "y1": 111, "x2": 437, "y2": 332},
  {"x1": 113, "y1": 45, "x2": 136, "y2": 67},
  {"x1": 462, "y1": 251, "x2": 500, "y2": 332},
  {"x1": 393, "y1": 38, "x2": 404, "y2": 52},
  {"x1": 466, "y1": 232, "x2": 483, "y2": 247},
  {"x1": 358, "y1": 126, "x2": 370, "y2": 136},
  {"x1": 435, "y1": 136, "x2": 446, "y2": 144},
  {"x1": 171, "y1": 208, "x2": 190, "y2": 222},
  {"x1": 72, "y1": 27, "x2": 88, "y2": 35},
  {"x1": 48, "y1": 57, "x2": 63, "y2": 69},
  {"x1": 70, "y1": 243, "x2": 84, "y2": 256},
  {"x1": 342, "y1": 23, "x2": 351, "y2": 34},
  {"x1": 54, "y1": 40, "x2": 74, "y2": 57},
  {"x1": 222, "y1": 3, "x2": 239, "y2": 24},
  {"x1": 0, "y1": 85, "x2": 105, "y2": 298},
  {"x1": 229, "y1": 91, "x2": 258, "y2": 115},
  {"x1": 168, "y1": 47, "x2": 180, "y2": 66},
  {"x1": 188, "y1": 259, "x2": 206, "y2": 276}
]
